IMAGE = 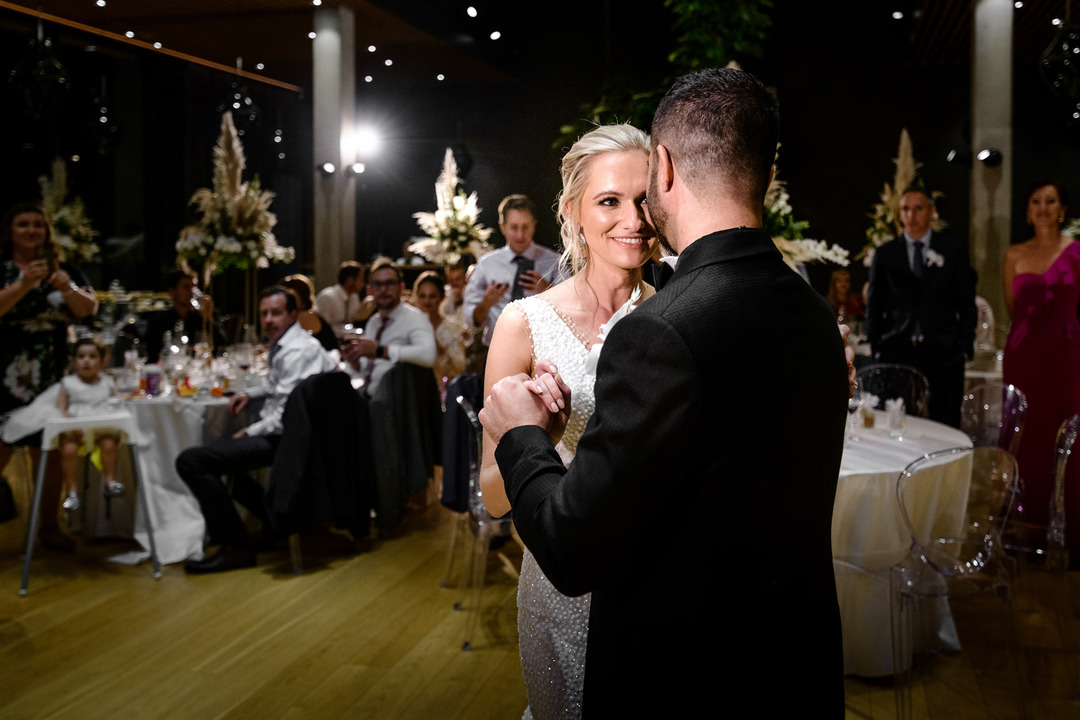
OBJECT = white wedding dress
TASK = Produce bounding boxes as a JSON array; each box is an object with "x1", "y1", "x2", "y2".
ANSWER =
[{"x1": 512, "y1": 296, "x2": 598, "y2": 720}]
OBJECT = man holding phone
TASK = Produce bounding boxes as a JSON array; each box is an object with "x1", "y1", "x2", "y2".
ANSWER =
[{"x1": 462, "y1": 194, "x2": 561, "y2": 367}]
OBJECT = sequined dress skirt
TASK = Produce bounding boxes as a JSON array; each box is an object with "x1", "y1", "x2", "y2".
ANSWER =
[{"x1": 518, "y1": 548, "x2": 591, "y2": 720}]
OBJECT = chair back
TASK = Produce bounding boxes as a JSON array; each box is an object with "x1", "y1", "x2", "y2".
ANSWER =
[
  {"x1": 896, "y1": 445, "x2": 1019, "y2": 579},
  {"x1": 855, "y1": 363, "x2": 931, "y2": 418},
  {"x1": 1049, "y1": 414, "x2": 1080, "y2": 561},
  {"x1": 960, "y1": 382, "x2": 1028, "y2": 456},
  {"x1": 454, "y1": 394, "x2": 500, "y2": 528}
]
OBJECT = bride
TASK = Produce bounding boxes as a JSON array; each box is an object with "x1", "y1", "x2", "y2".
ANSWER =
[{"x1": 479, "y1": 123, "x2": 657, "y2": 719}]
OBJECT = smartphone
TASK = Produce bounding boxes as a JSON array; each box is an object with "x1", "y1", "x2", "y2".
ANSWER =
[{"x1": 35, "y1": 243, "x2": 56, "y2": 266}]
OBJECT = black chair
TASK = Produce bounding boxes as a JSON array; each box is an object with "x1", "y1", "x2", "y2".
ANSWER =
[{"x1": 265, "y1": 370, "x2": 373, "y2": 572}]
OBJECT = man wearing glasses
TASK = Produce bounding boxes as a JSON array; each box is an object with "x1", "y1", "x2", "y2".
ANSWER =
[{"x1": 340, "y1": 257, "x2": 435, "y2": 396}]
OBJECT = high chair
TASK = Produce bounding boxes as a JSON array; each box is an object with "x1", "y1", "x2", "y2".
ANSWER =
[{"x1": 20, "y1": 412, "x2": 161, "y2": 595}]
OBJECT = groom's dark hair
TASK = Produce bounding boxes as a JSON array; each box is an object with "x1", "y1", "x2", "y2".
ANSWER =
[{"x1": 651, "y1": 67, "x2": 779, "y2": 207}]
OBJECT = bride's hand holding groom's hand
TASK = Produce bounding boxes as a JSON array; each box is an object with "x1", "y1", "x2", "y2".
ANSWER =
[{"x1": 480, "y1": 359, "x2": 572, "y2": 446}]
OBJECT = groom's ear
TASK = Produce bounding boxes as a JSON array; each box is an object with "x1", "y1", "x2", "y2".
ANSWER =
[{"x1": 654, "y1": 144, "x2": 675, "y2": 193}]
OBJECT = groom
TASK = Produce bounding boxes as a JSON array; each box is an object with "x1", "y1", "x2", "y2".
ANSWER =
[{"x1": 480, "y1": 69, "x2": 848, "y2": 714}]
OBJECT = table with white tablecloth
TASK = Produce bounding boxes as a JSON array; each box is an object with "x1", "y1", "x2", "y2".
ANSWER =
[
  {"x1": 106, "y1": 395, "x2": 252, "y2": 565},
  {"x1": 832, "y1": 412, "x2": 973, "y2": 677}
]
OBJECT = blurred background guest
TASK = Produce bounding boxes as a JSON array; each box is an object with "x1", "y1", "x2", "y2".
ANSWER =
[
  {"x1": 0, "y1": 202, "x2": 97, "y2": 550},
  {"x1": 1002, "y1": 179, "x2": 1080, "y2": 557},
  {"x1": 411, "y1": 270, "x2": 466, "y2": 392},
  {"x1": 825, "y1": 268, "x2": 865, "y2": 323},
  {"x1": 145, "y1": 268, "x2": 226, "y2": 363},
  {"x1": 280, "y1": 273, "x2": 339, "y2": 352},
  {"x1": 315, "y1": 260, "x2": 365, "y2": 332}
]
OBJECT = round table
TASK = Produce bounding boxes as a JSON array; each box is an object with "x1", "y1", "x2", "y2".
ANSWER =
[{"x1": 832, "y1": 412, "x2": 973, "y2": 677}]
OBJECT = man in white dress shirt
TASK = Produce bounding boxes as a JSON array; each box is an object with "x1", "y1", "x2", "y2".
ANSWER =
[
  {"x1": 462, "y1": 194, "x2": 562, "y2": 363},
  {"x1": 315, "y1": 260, "x2": 365, "y2": 329},
  {"x1": 177, "y1": 285, "x2": 336, "y2": 574},
  {"x1": 341, "y1": 257, "x2": 436, "y2": 396}
]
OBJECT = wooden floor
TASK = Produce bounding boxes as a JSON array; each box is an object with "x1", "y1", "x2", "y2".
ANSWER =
[
  {"x1": 0, "y1": 498, "x2": 527, "y2": 720},
  {"x1": 3, "y1": 449, "x2": 1080, "y2": 719}
]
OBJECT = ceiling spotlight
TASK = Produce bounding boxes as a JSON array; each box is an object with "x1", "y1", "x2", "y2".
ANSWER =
[
  {"x1": 312, "y1": 0, "x2": 322, "y2": 5},
  {"x1": 384, "y1": 59, "x2": 393, "y2": 66},
  {"x1": 125, "y1": 31, "x2": 134, "y2": 38},
  {"x1": 490, "y1": 31, "x2": 501, "y2": 40},
  {"x1": 256, "y1": 62, "x2": 264, "y2": 70},
  {"x1": 945, "y1": 149, "x2": 970, "y2": 166},
  {"x1": 96, "y1": 0, "x2": 105, "y2": 6},
  {"x1": 892, "y1": 11, "x2": 903, "y2": 20},
  {"x1": 1014, "y1": 1, "x2": 1023, "y2": 7},
  {"x1": 467, "y1": 6, "x2": 477, "y2": 17},
  {"x1": 364, "y1": 75, "x2": 373, "y2": 83},
  {"x1": 308, "y1": 31, "x2": 317, "y2": 39},
  {"x1": 153, "y1": 42, "x2": 162, "y2": 49},
  {"x1": 436, "y1": 74, "x2": 445, "y2": 81},
  {"x1": 368, "y1": 45, "x2": 376, "y2": 53},
  {"x1": 976, "y1": 148, "x2": 1003, "y2": 166},
  {"x1": 319, "y1": 162, "x2": 336, "y2": 176},
  {"x1": 348, "y1": 163, "x2": 366, "y2": 175}
]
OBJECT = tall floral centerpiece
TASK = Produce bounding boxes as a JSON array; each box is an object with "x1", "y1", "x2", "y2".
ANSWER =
[
  {"x1": 409, "y1": 148, "x2": 495, "y2": 264},
  {"x1": 38, "y1": 157, "x2": 100, "y2": 265},
  {"x1": 176, "y1": 111, "x2": 294, "y2": 327},
  {"x1": 859, "y1": 128, "x2": 946, "y2": 266},
  {"x1": 764, "y1": 151, "x2": 849, "y2": 272}
]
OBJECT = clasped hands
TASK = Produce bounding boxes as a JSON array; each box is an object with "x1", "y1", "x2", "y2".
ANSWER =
[{"x1": 479, "y1": 359, "x2": 572, "y2": 446}]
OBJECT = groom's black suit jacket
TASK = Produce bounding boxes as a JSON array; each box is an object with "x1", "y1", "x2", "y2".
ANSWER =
[{"x1": 498, "y1": 228, "x2": 848, "y2": 715}]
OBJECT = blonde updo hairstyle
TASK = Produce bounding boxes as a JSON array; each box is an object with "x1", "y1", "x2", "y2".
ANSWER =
[{"x1": 557, "y1": 123, "x2": 650, "y2": 276}]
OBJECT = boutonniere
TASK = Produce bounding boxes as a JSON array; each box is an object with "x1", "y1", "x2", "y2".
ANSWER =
[{"x1": 925, "y1": 249, "x2": 945, "y2": 268}]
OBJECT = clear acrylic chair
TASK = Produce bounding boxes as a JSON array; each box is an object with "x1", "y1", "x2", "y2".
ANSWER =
[
  {"x1": 1006, "y1": 414, "x2": 1080, "y2": 701},
  {"x1": 890, "y1": 445, "x2": 1027, "y2": 719},
  {"x1": 21, "y1": 413, "x2": 162, "y2": 595},
  {"x1": 440, "y1": 394, "x2": 514, "y2": 651},
  {"x1": 855, "y1": 362, "x2": 931, "y2": 418},
  {"x1": 960, "y1": 381, "x2": 1028, "y2": 456}
]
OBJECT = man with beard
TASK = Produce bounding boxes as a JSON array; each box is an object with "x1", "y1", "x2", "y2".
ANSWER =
[
  {"x1": 341, "y1": 256, "x2": 435, "y2": 396},
  {"x1": 480, "y1": 69, "x2": 848, "y2": 714}
]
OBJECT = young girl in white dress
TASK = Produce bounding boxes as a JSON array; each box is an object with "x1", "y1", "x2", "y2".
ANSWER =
[
  {"x1": 479, "y1": 124, "x2": 658, "y2": 720},
  {"x1": 56, "y1": 338, "x2": 122, "y2": 511}
]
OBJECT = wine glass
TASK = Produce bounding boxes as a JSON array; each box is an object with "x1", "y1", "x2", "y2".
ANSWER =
[{"x1": 846, "y1": 385, "x2": 864, "y2": 443}]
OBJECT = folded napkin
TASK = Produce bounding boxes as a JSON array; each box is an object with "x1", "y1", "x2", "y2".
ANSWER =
[{"x1": 885, "y1": 397, "x2": 906, "y2": 429}]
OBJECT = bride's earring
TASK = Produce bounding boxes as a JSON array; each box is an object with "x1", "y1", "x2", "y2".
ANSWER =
[{"x1": 578, "y1": 231, "x2": 587, "y2": 245}]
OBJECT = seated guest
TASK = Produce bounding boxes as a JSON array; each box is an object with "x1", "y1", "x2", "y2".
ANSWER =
[
  {"x1": 441, "y1": 262, "x2": 467, "y2": 322},
  {"x1": 315, "y1": 260, "x2": 365, "y2": 330},
  {"x1": 411, "y1": 270, "x2": 466, "y2": 392},
  {"x1": 825, "y1": 268, "x2": 865, "y2": 322},
  {"x1": 145, "y1": 269, "x2": 226, "y2": 362},
  {"x1": 176, "y1": 285, "x2": 336, "y2": 574},
  {"x1": 280, "y1": 273, "x2": 339, "y2": 352},
  {"x1": 341, "y1": 257, "x2": 435, "y2": 396}
]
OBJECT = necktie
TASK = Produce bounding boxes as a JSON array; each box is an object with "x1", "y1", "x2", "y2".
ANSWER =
[
  {"x1": 511, "y1": 256, "x2": 528, "y2": 300},
  {"x1": 362, "y1": 317, "x2": 390, "y2": 394},
  {"x1": 912, "y1": 241, "x2": 924, "y2": 279}
]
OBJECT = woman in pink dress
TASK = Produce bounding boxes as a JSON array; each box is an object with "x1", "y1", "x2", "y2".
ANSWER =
[{"x1": 1002, "y1": 180, "x2": 1080, "y2": 557}]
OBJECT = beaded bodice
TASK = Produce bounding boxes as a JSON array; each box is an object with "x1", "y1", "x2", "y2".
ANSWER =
[{"x1": 512, "y1": 297, "x2": 596, "y2": 461}]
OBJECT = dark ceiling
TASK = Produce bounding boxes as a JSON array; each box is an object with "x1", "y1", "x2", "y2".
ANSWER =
[{"x1": 0, "y1": 0, "x2": 1075, "y2": 94}]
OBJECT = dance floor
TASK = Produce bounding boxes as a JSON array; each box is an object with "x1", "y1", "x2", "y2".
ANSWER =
[{"x1": 2, "y1": 449, "x2": 1080, "y2": 719}]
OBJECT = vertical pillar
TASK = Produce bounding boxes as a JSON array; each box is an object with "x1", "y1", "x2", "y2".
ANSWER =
[
  {"x1": 312, "y1": 6, "x2": 356, "y2": 291},
  {"x1": 971, "y1": 0, "x2": 1013, "y2": 326}
]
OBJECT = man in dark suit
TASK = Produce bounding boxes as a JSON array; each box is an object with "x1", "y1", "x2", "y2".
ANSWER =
[
  {"x1": 480, "y1": 69, "x2": 848, "y2": 715},
  {"x1": 866, "y1": 187, "x2": 976, "y2": 428}
]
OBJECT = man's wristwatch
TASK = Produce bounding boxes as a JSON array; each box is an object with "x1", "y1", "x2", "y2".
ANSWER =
[{"x1": 375, "y1": 344, "x2": 388, "y2": 359}]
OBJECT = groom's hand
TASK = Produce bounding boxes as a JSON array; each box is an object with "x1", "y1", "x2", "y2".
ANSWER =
[{"x1": 480, "y1": 374, "x2": 555, "y2": 444}]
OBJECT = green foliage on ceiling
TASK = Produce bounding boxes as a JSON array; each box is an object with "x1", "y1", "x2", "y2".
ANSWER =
[{"x1": 554, "y1": 0, "x2": 774, "y2": 150}]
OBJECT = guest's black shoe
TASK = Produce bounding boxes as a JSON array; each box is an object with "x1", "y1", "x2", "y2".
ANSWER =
[{"x1": 184, "y1": 546, "x2": 256, "y2": 574}]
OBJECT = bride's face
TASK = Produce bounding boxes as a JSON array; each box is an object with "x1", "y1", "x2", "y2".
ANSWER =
[{"x1": 577, "y1": 150, "x2": 656, "y2": 272}]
